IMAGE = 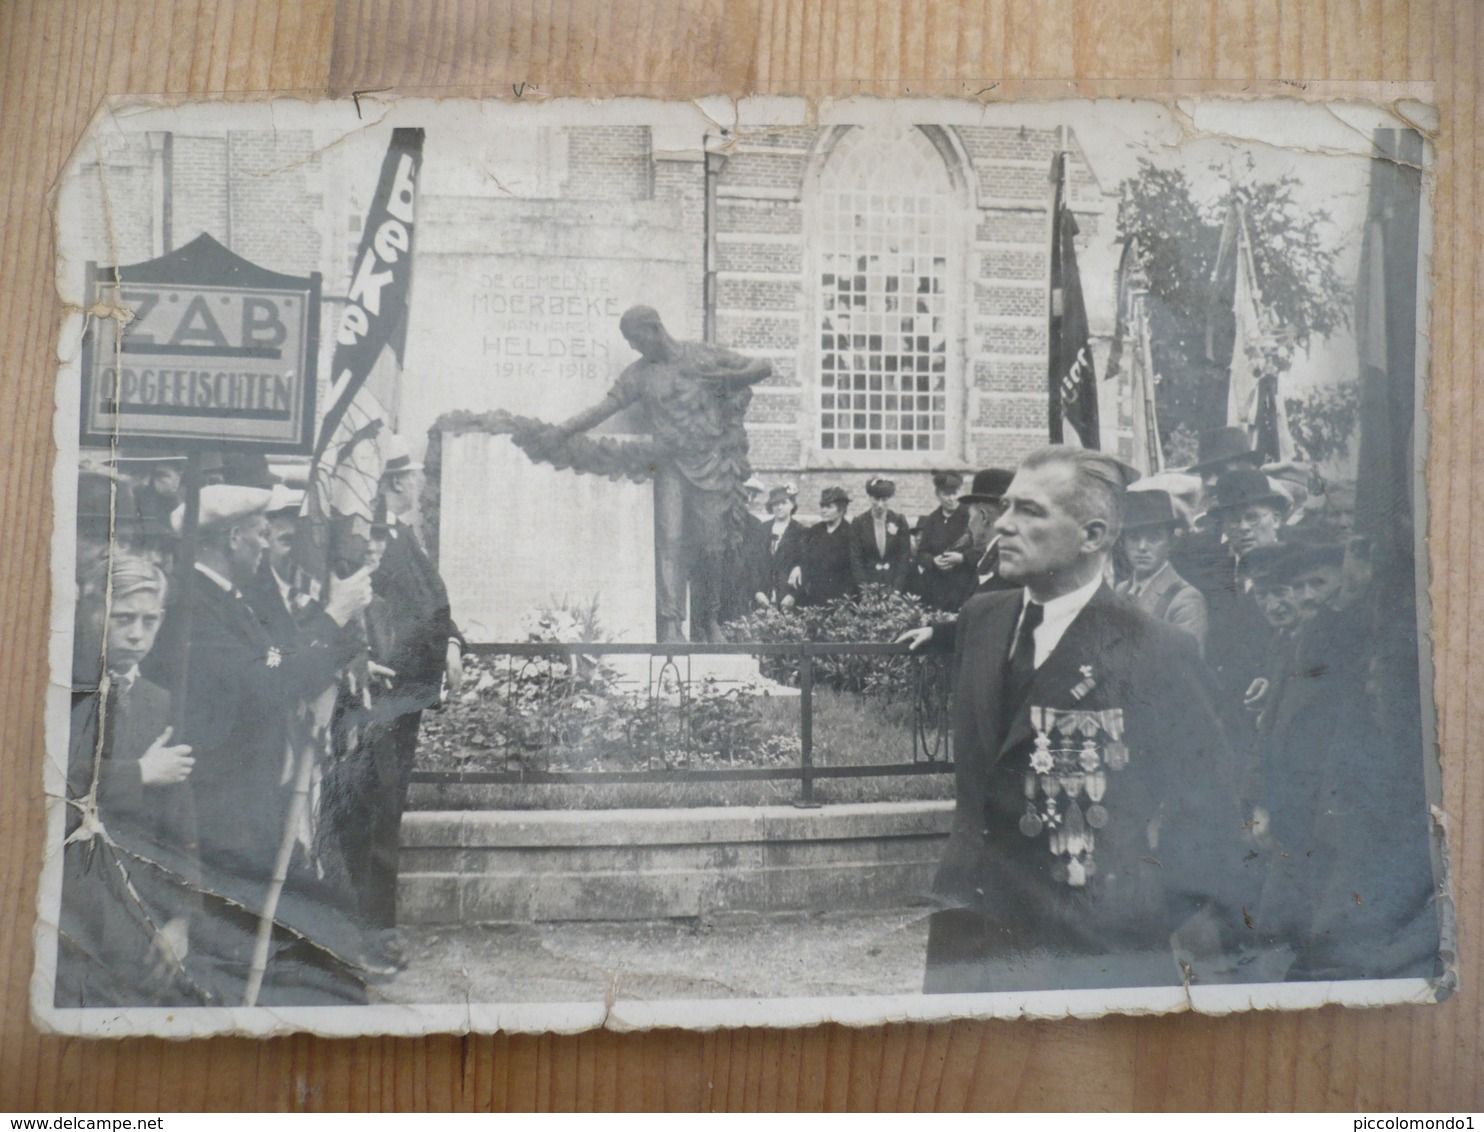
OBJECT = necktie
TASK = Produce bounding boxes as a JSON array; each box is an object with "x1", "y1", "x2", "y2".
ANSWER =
[{"x1": 1004, "y1": 601, "x2": 1044, "y2": 708}]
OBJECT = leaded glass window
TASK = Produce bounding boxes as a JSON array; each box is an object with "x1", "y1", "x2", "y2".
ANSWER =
[{"x1": 816, "y1": 126, "x2": 955, "y2": 453}]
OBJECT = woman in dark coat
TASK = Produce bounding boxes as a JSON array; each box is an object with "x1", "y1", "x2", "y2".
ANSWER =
[
  {"x1": 752, "y1": 485, "x2": 806, "y2": 609},
  {"x1": 802, "y1": 485, "x2": 857, "y2": 606},
  {"x1": 910, "y1": 469, "x2": 975, "y2": 611},
  {"x1": 849, "y1": 476, "x2": 912, "y2": 592}
]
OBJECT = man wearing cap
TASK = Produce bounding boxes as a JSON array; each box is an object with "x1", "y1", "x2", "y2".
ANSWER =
[
  {"x1": 143, "y1": 484, "x2": 375, "y2": 1003},
  {"x1": 753, "y1": 486, "x2": 805, "y2": 609},
  {"x1": 545, "y1": 306, "x2": 772, "y2": 643},
  {"x1": 910, "y1": 446, "x2": 1245, "y2": 993},
  {"x1": 849, "y1": 477, "x2": 911, "y2": 592},
  {"x1": 1115, "y1": 489, "x2": 1208, "y2": 655},
  {"x1": 802, "y1": 486, "x2": 856, "y2": 606},
  {"x1": 911, "y1": 471, "x2": 975, "y2": 612}
]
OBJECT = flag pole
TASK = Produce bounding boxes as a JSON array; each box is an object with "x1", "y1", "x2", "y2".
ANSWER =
[{"x1": 1046, "y1": 126, "x2": 1067, "y2": 443}]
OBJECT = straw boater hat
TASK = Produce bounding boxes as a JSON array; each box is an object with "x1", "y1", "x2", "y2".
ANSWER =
[
  {"x1": 959, "y1": 468, "x2": 1014, "y2": 505},
  {"x1": 380, "y1": 432, "x2": 423, "y2": 475},
  {"x1": 265, "y1": 484, "x2": 305, "y2": 518}
]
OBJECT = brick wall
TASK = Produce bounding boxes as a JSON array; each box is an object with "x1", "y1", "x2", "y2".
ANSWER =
[
  {"x1": 74, "y1": 133, "x2": 156, "y2": 268},
  {"x1": 566, "y1": 126, "x2": 653, "y2": 200},
  {"x1": 720, "y1": 122, "x2": 1114, "y2": 495},
  {"x1": 226, "y1": 130, "x2": 324, "y2": 278}
]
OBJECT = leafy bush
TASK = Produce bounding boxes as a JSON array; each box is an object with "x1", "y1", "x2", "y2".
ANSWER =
[
  {"x1": 421, "y1": 600, "x2": 800, "y2": 774},
  {"x1": 727, "y1": 585, "x2": 952, "y2": 719}
]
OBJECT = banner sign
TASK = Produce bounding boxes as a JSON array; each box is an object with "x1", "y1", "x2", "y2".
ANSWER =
[
  {"x1": 314, "y1": 125, "x2": 424, "y2": 458},
  {"x1": 80, "y1": 232, "x2": 321, "y2": 453}
]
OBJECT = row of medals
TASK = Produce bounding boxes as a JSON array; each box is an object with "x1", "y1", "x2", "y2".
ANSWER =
[{"x1": 1019, "y1": 712, "x2": 1130, "y2": 887}]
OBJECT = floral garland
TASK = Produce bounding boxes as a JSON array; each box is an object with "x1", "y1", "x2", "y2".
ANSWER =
[
  {"x1": 433, "y1": 408, "x2": 668, "y2": 483},
  {"x1": 427, "y1": 409, "x2": 754, "y2": 557}
]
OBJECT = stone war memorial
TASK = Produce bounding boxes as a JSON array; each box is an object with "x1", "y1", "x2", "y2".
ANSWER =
[{"x1": 35, "y1": 97, "x2": 1449, "y2": 1036}]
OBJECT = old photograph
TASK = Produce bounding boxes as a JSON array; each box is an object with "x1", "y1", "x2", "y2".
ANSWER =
[{"x1": 34, "y1": 95, "x2": 1448, "y2": 1036}]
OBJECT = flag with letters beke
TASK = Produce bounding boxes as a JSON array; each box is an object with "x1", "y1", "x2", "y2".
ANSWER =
[
  {"x1": 1049, "y1": 152, "x2": 1100, "y2": 449},
  {"x1": 301, "y1": 127, "x2": 424, "y2": 585},
  {"x1": 315, "y1": 127, "x2": 424, "y2": 460}
]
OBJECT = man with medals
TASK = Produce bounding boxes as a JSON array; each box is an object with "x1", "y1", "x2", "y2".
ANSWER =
[{"x1": 907, "y1": 446, "x2": 1249, "y2": 994}]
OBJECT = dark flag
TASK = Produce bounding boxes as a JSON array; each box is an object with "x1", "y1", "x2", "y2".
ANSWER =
[
  {"x1": 302, "y1": 126, "x2": 424, "y2": 583},
  {"x1": 245, "y1": 127, "x2": 427, "y2": 1006},
  {"x1": 1047, "y1": 150, "x2": 1099, "y2": 448}
]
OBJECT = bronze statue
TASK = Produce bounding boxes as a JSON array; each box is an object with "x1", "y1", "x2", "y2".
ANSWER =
[{"x1": 493, "y1": 306, "x2": 772, "y2": 643}]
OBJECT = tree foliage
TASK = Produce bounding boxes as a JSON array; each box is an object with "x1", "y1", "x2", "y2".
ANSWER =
[
  {"x1": 1286, "y1": 380, "x2": 1361, "y2": 465},
  {"x1": 1117, "y1": 156, "x2": 1351, "y2": 446}
]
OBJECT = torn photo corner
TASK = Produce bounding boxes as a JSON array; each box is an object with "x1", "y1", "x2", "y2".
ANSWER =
[{"x1": 34, "y1": 94, "x2": 1452, "y2": 1038}]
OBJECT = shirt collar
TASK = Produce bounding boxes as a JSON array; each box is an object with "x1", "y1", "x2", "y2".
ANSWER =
[
  {"x1": 1026, "y1": 570, "x2": 1104, "y2": 620},
  {"x1": 194, "y1": 561, "x2": 236, "y2": 593},
  {"x1": 105, "y1": 665, "x2": 140, "y2": 694},
  {"x1": 1130, "y1": 560, "x2": 1173, "y2": 595}
]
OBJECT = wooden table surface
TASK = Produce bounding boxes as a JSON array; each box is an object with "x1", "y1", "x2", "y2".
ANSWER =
[{"x1": 1, "y1": 0, "x2": 1477, "y2": 1112}]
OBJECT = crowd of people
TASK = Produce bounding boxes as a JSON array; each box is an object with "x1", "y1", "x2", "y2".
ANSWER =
[
  {"x1": 728, "y1": 468, "x2": 1018, "y2": 618},
  {"x1": 59, "y1": 433, "x2": 459, "y2": 1008},
  {"x1": 56, "y1": 420, "x2": 1435, "y2": 1006},
  {"x1": 730, "y1": 427, "x2": 1435, "y2": 986}
]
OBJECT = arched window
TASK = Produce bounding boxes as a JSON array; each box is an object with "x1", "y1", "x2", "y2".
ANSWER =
[{"x1": 814, "y1": 126, "x2": 962, "y2": 456}]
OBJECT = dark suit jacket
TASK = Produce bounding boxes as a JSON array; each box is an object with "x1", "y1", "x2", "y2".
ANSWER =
[
  {"x1": 244, "y1": 559, "x2": 301, "y2": 647},
  {"x1": 753, "y1": 518, "x2": 806, "y2": 606},
  {"x1": 1246, "y1": 605, "x2": 1376, "y2": 949},
  {"x1": 802, "y1": 520, "x2": 857, "y2": 606},
  {"x1": 58, "y1": 678, "x2": 201, "y2": 1005},
  {"x1": 373, "y1": 520, "x2": 461, "y2": 716},
  {"x1": 849, "y1": 510, "x2": 911, "y2": 590},
  {"x1": 911, "y1": 506, "x2": 975, "y2": 610},
  {"x1": 933, "y1": 583, "x2": 1247, "y2": 974},
  {"x1": 146, "y1": 568, "x2": 357, "y2": 884}
]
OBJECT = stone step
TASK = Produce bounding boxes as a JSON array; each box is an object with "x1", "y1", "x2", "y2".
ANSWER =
[{"x1": 398, "y1": 800, "x2": 953, "y2": 924}]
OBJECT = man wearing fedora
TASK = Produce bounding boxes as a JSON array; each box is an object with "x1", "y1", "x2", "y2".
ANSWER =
[
  {"x1": 849, "y1": 477, "x2": 911, "y2": 592},
  {"x1": 1199, "y1": 466, "x2": 1291, "y2": 731},
  {"x1": 1116, "y1": 489, "x2": 1207, "y2": 655},
  {"x1": 959, "y1": 468, "x2": 1017, "y2": 597},
  {"x1": 913, "y1": 446, "x2": 1245, "y2": 992},
  {"x1": 802, "y1": 486, "x2": 857, "y2": 606},
  {"x1": 1173, "y1": 426, "x2": 1265, "y2": 597}
]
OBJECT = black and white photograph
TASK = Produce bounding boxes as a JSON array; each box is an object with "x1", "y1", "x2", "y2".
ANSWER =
[{"x1": 35, "y1": 95, "x2": 1449, "y2": 1037}]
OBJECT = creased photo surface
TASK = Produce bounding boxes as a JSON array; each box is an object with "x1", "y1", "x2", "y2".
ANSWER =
[{"x1": 35, "y1": 96, "x2": 1449, "y2": 1037}]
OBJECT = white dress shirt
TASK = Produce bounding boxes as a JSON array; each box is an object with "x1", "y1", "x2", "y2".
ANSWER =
[{"x1": 1014, "y1": 572, "x2": 1104, "y2": 668}]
